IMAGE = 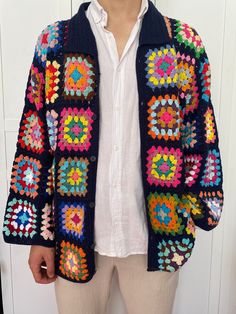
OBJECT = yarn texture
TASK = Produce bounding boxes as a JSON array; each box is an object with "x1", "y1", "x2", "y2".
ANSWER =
[{"x1": 2, "y1": 0, "x2": 224, "y2": 283}]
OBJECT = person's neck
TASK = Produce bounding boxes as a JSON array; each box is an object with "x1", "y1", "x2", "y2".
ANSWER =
[{"x1": 96, "y1": 0, "x2": 143, "y2": 21}]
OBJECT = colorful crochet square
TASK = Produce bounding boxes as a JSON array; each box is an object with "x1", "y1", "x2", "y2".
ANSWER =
[
  {"x1": 147, "y1": 192, "x2": 185, "y2": 235},
  {"x1": 199, "y1": 190, "x2": 223, "y2": 228},
  {"x1": 46, "y1": 109, "x2": 58, "y2": 152},
  {"x1": 184, "y1": 154, "x2": 202, "y2": 187},
  {"x1": 35, "y1": 22, "x2": 62, "y2": 66},
  {"x1": 200, "y1": 149, "x2": 222, "y2": 187},
  {"x1": 10, "y1": 154, "x2": 41, "y2": 199},
  {"x1": 183, "y1": 192, "x2": 204, "y2": 220},
  {"x1": 18, "y1": 109, "x2": 45, "y2": 153},
  {"x1": 147, "y1": 94, "x2": 181, "y2": 141},
  {"x1": 178, "y1": 195, "x2": 196, "y2": 237},
  {"x1": 27, "y1": 65, "x2": 45, "y2": 111},
  {"x1": 176, "y1": 52, "x2": 199, "y2": 115},
  {"x1": 57, "y1": 157, "x2": 89, "y2": 197},
  {"x1": 204, "y1": 106, "x2": 216, "y2": 144},
  {"x1": 181, "y1": 120, "x2": 197, "y2": 149},
  {"x1": 63, "y1": 54, "x2": 96, "y2": 101},
  {"x1": 59, "y1": 202, "x2": 87, "y2": 241},
  {"x1": 59, "y1": 240, "x2": 89, "y2": 281},
  {"x1": 199, "y1": 58, "x2": 211, "y2": 102},
  {"x1": 58, "y1": 107, "x2": 94, "y2": 151},
  {"x1": 40, "y1": 203, "x2": 55, "y2": 241},
  {"x1": 46, "y1": 160, "x2": 55, "y2": 196},
  {"x1": 174, "y1": 20, "x2": 205, "y2": 58},
  {"x1": 3, "y1": 198, "x2": 37, "y2": 238},
  {"x1": 157, "y1": 237, "x2": 194, "y2": 272},
  {"x1": 145, "y1": 45, "x2": 178, "y2": 90},
  {"x1": 45, "y1": 60, "x2": 60, "y2": 104},
  {"x1": 146, "y1": 146, "x2": 183, "y2": 187}
]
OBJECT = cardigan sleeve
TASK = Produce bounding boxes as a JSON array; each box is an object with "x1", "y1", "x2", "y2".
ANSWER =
[
  {"x1": 182, "y1": 28, "x2": 224, "y2": 231},
  {"x1": 2, "y1": 28, "x2": 56, "y2": 247}
]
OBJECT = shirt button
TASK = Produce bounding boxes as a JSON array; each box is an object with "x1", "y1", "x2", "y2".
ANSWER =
[
  {"x1": 89, "y1": 202, "x2": 95, "y2": 208},
  {"x1": 90, "y1": 155, "x2": 96, "y2": 162},
  {"x1": 114, "y1": 144, "x2": 119, "y2": 151},
  {"x1": 92, "y1": 114, "x2": 97, "y2": 121}
]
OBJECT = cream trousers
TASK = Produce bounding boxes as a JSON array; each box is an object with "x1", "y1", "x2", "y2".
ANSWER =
[{"x1": 54, "y1": 251, "x2": 180, "y2": 314}]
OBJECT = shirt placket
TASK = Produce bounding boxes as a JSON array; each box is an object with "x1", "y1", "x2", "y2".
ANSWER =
[
  {"x1": 104, "y1": 31, "x2": 124, "y2": 255},
  {"x1": 100, "y1": 11, "x2": 143, "y2": 255}
]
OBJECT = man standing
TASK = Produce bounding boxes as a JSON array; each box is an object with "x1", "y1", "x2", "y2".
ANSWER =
[{"x1": 2, "y1": 0, "x2": 224, "y2": 313}]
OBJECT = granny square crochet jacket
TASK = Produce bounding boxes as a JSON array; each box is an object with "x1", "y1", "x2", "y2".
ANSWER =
[{"x1": 2, "y1": 0, "x2": 224, "y2": 283}]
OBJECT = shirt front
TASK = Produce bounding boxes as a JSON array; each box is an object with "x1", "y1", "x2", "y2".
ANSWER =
[{"x1": 85, "y1": 0, "x2": 149, "y2": 257}]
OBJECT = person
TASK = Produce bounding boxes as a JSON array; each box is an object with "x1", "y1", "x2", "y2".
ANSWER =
[{"x1": 2, "y1": 0, "x2": 224, "y2": 313}]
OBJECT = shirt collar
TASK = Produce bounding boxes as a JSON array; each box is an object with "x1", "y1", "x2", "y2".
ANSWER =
[
  {"x1": 65, "y1": 0, "x2": 171, "y2": 55},
  {"x1": 89, "y1": 0, "x2": 149, "y2": 26}
]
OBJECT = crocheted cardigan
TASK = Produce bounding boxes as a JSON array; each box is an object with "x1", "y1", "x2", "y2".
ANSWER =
[{"x1": 2, "y1": 0, "x2": 224, "y2": 283}]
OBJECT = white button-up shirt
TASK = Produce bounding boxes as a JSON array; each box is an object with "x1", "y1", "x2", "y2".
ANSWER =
[{"x1": 85, "y1": 0, "x2": 149, "y2": 257}]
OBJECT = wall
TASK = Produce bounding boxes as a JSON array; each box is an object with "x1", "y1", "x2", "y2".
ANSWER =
[{"x1": 0, "y1": 0, "x2": 235, "y2": 313}]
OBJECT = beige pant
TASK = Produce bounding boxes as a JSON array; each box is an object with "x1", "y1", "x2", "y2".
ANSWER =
[{"x1": 54, "y1": 251, "x2": 180, "y2": 314}]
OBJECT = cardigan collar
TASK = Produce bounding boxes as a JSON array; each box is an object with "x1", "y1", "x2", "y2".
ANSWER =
[{"x1": 65, "y1": 0, "x2": 171, "y2": 55}]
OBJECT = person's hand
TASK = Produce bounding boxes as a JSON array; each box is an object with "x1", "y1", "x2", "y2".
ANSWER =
[{"x1": 28, "y1": 245, "x2": 57, "y2": 284}]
